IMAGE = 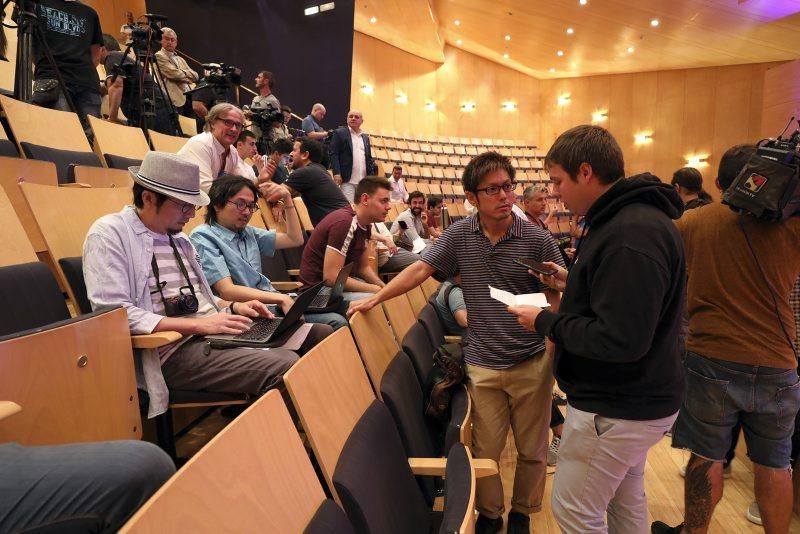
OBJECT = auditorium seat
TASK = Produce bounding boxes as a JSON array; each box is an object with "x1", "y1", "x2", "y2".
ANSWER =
[
  {"x1": 87, "y1": 115, "x2": 149, "y2": 168},
  {"x1": 149, "y1": 129, "x2": 189, "y2": 152},
  {"x1": 72, "y1": 165, "x2": 134, "y2": 188},
  {"x1": 283, "y1": 328, "x2": 488, "y2": 533},
  {"x1": 0, "y1": 262, "x2": 141, "y2": 445},
  {"x1": 120, "y1": 390, "x2": 356, "y2": 533},
  {"x1": 0, "y1": 187, "x2": 38, "y2": 267},
  {"x1": 349, "y1": 306, "x2": 401, "y2": 394}
]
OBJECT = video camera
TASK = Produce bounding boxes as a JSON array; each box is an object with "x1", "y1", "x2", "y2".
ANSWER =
[
  {"x1": 722, "y1": 117, "x2": 800, "y2": 222},
  {"x1": 249, "y1": 102, "x2": 284, "y2": 130},
  {"x1": 127, "y1": 13, "x2": 167, "y2": 53},
  {"x1": 201, "y1": 62, "x2": 242, "y2": 88}
]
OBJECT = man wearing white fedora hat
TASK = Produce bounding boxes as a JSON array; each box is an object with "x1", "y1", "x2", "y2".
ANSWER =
[{"x1": 83, "y1": 151, "x2": 328, "y2": 419}]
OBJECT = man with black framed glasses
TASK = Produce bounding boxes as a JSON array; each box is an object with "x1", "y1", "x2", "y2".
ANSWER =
[
  {"x1": 83, "y1": 152, "x2": 328, "y2": 421},
  {"x1": 178, "y1": 103, "x2": 271, "y2": 193},
  {"x1": 349, "y1": 151, "x2": 564, "y2": 534},
  {"x1": 190, "y1": 174, "x2": 348, "y2": 330}
]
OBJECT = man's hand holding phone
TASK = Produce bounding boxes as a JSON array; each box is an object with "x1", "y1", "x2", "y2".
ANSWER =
[{"x1": 515, "y1": 258, "x2": 568, "y2": 291}]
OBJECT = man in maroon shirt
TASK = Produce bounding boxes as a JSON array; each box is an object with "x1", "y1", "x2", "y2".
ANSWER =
[
  {"x1": 300, "y1": 176, "x2": 391, "y2": 307},
  {"x1": 522, "y1": 185, "x2": 553, "y2": 229}
]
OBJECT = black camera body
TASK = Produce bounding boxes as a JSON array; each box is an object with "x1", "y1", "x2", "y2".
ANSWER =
[
  {"x1": 722, "y1": 123, "x2": 800, "y2": 222},
  {"x1": 129, "y1": 22, "x2": 163, "y2": 52},
  {"x1": 162, "y1": 287, "x2": 199, "y2": 317},
  {"x1": 250, "y1": 103, "x2": 284, "y2": 129}
]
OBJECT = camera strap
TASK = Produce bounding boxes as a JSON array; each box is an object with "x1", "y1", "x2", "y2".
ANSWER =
[{"x1": 150, "y1": 236, "x2": 198, "y2": 302}]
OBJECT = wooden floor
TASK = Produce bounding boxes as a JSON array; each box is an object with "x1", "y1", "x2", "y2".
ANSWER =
[{"x1": 174, "y1": 409, "x2": 800, "y2": 533}]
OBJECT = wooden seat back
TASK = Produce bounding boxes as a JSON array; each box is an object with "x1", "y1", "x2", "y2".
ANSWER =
[
  {"x1": 349, "y1": 306, "x2": 400, "y2": 397},
  {"x1": 283, "y1": 328, "x2": 375, "y2": 503},
  {"x1": 0, "y1": 307, "x2": 141, "y2": 445},
  {"x1": 19, "y1": 182, "x2": 131, "y2": 305},
  {"x1": 0, "y1": 157, "x2": 58, "y2": 252},
  {"x1": 382, "y1": 293, "x2": 416, "y2": 343},
  {"x1": 120, "y1": 390, "x2": 330, "y2": 533},
  {"x1": 0, "y1": 186, "x2": 37, "y2": 266},
  {"x1": 88, "y1": 115, "x2": 150, "y2": 165},
  {"x1": 0, "y1": 94, "x2": 91, "y2": 153},
  {"x1": 72, "y1": 165, "x2": 134, "y2": 188},
  {"x1": 149, "y1": 130, "x2": 189, "y2": 152}
]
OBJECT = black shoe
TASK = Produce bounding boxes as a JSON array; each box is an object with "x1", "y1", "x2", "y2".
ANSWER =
[
  {"x1": 475, "y1": 514, "x2": 503, "y2": 534},
  {"x1": 651, "y1": 521, "x2": 683, "y2": 534},
  {"x1": 507, "y1": 511, "x2": 530, "y2": 534}
]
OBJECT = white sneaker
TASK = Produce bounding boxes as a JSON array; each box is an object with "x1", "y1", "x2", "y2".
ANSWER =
[
  {"x1": 679, "y1": 461, "x2": 731, "y2": 478},
  {"x1": 746, "y1": 501, "x2": 762, "y2": 526},
  {"x1": 547, "y1": 436, "x2": 561, "y2": 466}
]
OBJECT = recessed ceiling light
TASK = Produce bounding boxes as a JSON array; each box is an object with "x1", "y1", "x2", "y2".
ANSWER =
[
  {"x1": 627, "y1": 46, "x2": 635, "y2": 53},
  {"x1": 566, "y1": 27, "x2": 574, "y2": 35},
  {"x1": 505, "y1": 34, "x2": 511, "y2": 41},
  {"x1": 369, "y1": 16, "x2": 377, "y2": 23},
  {"x1": 557, "y1": 50, "x2": 564, "y2": 56},
  {"x1": 650, "y1": 18, "x2": 660, "y2": 27},
  {"x1": 456, "y1": 39, "x2": 463, "y2": 45},
  {"x1": 549, "y1": 67, "x2": 556, "y2": 73},
  {"x1": 579, "y1": 0, "x2": 587, "y2": 5},
  {"x1": 503, "y1": 53, "x2": 509, "y2": 59},
  {"x1": 454, "y1": 19, "x2": 461, "y2": 26},
  {"x1": 304, "y1": 6, "x2": 319, "y2": 15}
]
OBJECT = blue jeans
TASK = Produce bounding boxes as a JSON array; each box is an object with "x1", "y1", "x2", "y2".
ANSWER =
[
  {"x1": 0, "y1": 441, "x2": 174, "y2": 532},
  {"x1": 53, "y1": 86, "x2": 101, "y2": 140},
  {"x1": 672, "y1": 351, "x2": 800, "y2": 468}
]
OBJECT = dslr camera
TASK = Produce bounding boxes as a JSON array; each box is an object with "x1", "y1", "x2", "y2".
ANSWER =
[{"x1": 162, "y1": 286, "x2": 199, "y2": 317}]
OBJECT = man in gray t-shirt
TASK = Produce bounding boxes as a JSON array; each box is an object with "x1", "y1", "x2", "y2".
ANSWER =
[
  {"x1": 433, "y1": 280, "x2": 467, "y2": 336},
  {"x1": 246, "y1": 70, "x2": 284, "y2": 145}
]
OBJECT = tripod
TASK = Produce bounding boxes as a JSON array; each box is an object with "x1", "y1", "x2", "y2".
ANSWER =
[
  {"x1": 4, "y1": 0, "x2": 75, "y2": 111},
  {"x1": 109, "y1": 32, "x2": 182, "y2": 136}
]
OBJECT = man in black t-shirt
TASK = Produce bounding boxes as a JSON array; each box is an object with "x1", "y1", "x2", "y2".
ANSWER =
[
  {"x1": 32, "y1": 0, "x2": 104, "y2": 135},
  {"x1": 260, "y1": 137, "x2": 349, "y2": 226}
]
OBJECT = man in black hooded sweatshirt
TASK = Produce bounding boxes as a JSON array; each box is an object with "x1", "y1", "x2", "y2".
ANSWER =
[{"x1": 508, "y1": 124, "x2": 686, "y2": 533}]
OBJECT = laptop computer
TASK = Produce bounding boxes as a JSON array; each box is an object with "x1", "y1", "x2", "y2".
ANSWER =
[
  {"x1": 205, "y1": 282, "x2": 324, "y2": 347},
  {"x1": 305, "y1": 263, "x2": 353, "y2": 313}
]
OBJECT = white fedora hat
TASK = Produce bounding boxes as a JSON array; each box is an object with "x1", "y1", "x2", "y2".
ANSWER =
[{"x1": 129, "y1": 151, "x2": 210, "y2": 206}]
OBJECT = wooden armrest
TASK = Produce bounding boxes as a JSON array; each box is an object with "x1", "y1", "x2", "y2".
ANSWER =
[
  {"x1": 60, "y1": 182, "x2": 91, "y2": 188},
  {"x1": 272, "y1": 281, "x2": 302, "y2": 291},
  {"x1": 444, "y1": 335, "x2": 462, "y2": 344},
  {"x1": 286, "y1": 269, "x2": 300, "y2": 277},
  {"x1": 131, "y1": 331, "x2": 182, "y2": 349},
  {"x1": 408, "y1": 457, "x2": 497, "y2": 478},
  {"x1": 0, "y1": 401, "x2": 21, "y2": 422}
]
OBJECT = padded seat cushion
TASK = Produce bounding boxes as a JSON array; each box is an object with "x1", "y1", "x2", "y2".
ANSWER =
[
  {"x1": 333, "y1": 400, "x2": 430, "y2": 534},
  {"x1": 401, "y1": 322, "x2": 435, "y2": 390},
  {"x1": 0, "y1": 262, "x2": 70, "y2": 336},
  {"x1": 303, "y1": 499, "x2": 356, "y2": 534},
  {"x1": 104, "y1": 153, "x2": 142, "y2": 171},
  {"x1": 20, "y1": 142, "x2": 102, "y2": 184}
]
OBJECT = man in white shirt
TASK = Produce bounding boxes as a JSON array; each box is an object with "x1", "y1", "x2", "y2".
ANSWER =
[
  {"x1": 154, "y1": 28, "x2": 198, "y2": 118},
  {"x1": 329, "y1": 110, "x2": 377, "y2": 202},
  {"x1": 177, "y1": 103, "x2": 266, "y2": 193}
]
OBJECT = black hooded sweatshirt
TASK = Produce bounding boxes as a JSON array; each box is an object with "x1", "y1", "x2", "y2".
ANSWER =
[{"x1": 535, "y1": 174, "x2": 686, "y2": 420}]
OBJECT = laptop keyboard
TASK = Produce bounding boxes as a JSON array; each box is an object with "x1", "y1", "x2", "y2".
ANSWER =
[
  {"x1": 308, "y1": 293, "x2": 330, "y2": 308},
  {"x1": 235, "y1": 317, "x2": 281, "y2": 341}
]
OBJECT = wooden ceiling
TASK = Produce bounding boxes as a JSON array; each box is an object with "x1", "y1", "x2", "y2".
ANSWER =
[{"x1": 354, "y1": 0, "x2": 800, "y2": 78}]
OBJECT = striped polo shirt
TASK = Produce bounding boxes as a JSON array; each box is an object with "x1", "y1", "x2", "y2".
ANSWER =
[{"x1": 421, "y1": 213, "x2": 565, "y2": 369}]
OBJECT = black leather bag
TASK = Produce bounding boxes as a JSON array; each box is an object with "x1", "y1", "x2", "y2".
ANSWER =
[
  {"x1": 424, "y1": 341, "x2": 465, "y2": 422},
  {"x1": 32, "y1": 79, "x2": 60, "y2": 106}
]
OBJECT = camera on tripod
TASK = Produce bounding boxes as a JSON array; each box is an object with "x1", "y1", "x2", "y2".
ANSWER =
[
  {"x1": 723, "y1": 118, "x2": 800, "y2": 222},
  {"x1": 249, "y1": 103, "x2": 284, "y2": 130},
  {"x1": 127, "y1": 13, "x2": 167, "y2": 53}
]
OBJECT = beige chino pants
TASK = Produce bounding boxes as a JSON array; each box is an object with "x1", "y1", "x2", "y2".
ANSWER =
[{"x1": 466, "y1": 351, "x2": 553, "y2": 518}]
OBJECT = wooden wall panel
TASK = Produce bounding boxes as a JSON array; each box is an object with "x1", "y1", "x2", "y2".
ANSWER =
[
  {"x1": 539, "y1": 64, "x2": 772, "y2": 198},
  {"x1": 83, "y1": 0, "x2": 147, "y2": 39},
  {"x1": 761, "y1": 60, "x2": 800, "y2": 140},
  {"x1": 351, "y1": 32, "x2": 540, "y2": 143}
]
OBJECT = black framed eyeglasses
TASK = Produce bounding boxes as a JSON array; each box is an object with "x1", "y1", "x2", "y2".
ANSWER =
[
  {"x1": 475, "y1": 181, "x2": 517, "y2": 196},
  {"x1": 217, "y1": 118, "x2": 244, "y2": 130},
  {"x1": 227, "y1": 199, "x2": 260, "y2": 212},
  {"x1": 167, "y1": 198, "x2": 197, "y2": 214}
]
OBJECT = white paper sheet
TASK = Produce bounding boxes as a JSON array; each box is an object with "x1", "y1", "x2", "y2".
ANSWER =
[{"x1": 489, "y1": 285, "x2": 550, "y2": 308}]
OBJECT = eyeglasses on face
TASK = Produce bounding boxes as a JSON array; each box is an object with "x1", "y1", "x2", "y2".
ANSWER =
[
  {"x1": 227, "y1": 199, "x2": 260, "y2": 212},
  {"x1": 167, "y1": 198, "x2": 197, "y2": 214},
  {"x1": 217, "y1": 118, "x2": 244, "y2": 130},
  {"x1": 475, "y1": 181, "x2": 517, "y2": 196}
]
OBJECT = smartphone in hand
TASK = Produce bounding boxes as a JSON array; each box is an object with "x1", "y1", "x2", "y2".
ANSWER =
[
  {"x1": 398, "y1": 220, "x2": 408, "y2": 230},
  {"x1": 513, "y1": 258, "x2": 558, "y2": 276}
]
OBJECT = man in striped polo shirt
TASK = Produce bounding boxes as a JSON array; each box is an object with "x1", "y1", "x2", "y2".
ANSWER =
[{"x1": 350, "y1": 152, "x2": 564, "y2": 534}]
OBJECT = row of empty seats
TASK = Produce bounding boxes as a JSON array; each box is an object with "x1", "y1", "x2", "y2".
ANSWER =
[{"x1": 372, "y1": 134, "x2": 540, "y2": 152}]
